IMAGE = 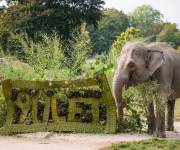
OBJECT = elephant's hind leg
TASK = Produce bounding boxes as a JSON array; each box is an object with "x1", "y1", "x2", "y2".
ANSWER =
[{"x1": 166, "y1": 99, "x2": 175, "y2": 131}]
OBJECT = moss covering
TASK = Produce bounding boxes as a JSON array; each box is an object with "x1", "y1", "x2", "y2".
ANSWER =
[{"x1": 1, "y1": 74, "x2": 116, "y2": 134}]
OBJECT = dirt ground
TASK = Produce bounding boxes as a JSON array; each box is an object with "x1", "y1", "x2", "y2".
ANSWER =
[{"x1": 0, "y1": 122, "x2": 180, "y2": 150}]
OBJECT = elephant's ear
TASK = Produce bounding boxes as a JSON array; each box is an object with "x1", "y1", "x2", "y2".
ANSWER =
[{"x1": 147, "y1": 49, "x2": 165, "y2": 76}]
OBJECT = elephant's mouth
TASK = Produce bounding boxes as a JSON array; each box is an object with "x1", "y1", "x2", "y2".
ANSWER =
[
  {"x1": 124, "y1": 84, "x2": 129, "y2": 90},
  {"x1": 124, "y1": 74, "x2": 132, "y2": 90},
  {"x1": 125, "y1": 74, "x2": 140, "y2": 90}
]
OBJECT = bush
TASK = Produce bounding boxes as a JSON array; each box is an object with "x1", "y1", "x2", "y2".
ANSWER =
[
  {"x1": 110, "y1": 28, "x2": 142, "y2": 59},
  {"x1": 0, "y1": 86, "x2": 6, "y2": 127},
  {"x1": 18, "y1": 30, "x2": 91, "y2": 80}
]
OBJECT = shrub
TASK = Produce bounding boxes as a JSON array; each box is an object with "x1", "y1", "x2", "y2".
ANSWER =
[
  {"x1": 0, "y1": 86, "x2": 6, "y2": 127},
  {"x1": 17, "y1": 30, "x2": 91, "y2": 80},
  {"x1": 110, "y1": 28, "x2": 142, "y2": 59}
]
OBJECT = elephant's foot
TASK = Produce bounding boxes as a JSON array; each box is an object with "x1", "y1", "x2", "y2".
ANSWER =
[
  {"x1": 117, "y1": 119, "x2": 126, "y2": 126},
  {"x1": 147, "y1": 130, "x2": 154, "y2": 135},
  {"x1": 153, "y1": 131, "x2": 166, "y2": 138},
  {"x1": 147, "y1": 125, "x2": 156, "y2": 135},
  {"x1": 165, "y1": 125, "x2": 174, "y2": 131}
]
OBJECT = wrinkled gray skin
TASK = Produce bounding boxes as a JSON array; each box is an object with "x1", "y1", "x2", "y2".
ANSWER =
[{"x1": 113, "y1": 42, "x2": 180, "y2": 138}]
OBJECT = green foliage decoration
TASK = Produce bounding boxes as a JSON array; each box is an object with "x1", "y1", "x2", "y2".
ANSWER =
[
  {"x1": 118, "y1": 80, "x2": 173, "y2": 132},
  {"x1": 134, "y1": 81, "x2": 172, "y2": 114},
  {"x1": 0, "y1": 86, "x2": 7, "y2": 127},
  {"x1": 1, "y1": 73, "x2": 117, "y2": 135}
]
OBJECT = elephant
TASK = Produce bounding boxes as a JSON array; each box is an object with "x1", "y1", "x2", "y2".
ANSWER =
[{"x1": 113, "y1": 41, "x2": 180, "y2": 138}]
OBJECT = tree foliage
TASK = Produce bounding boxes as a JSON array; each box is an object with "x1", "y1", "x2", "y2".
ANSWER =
[
  {"x1": 157, "y1": 23, "x2": 180, "y2": 49},
  {"x1": 128, "y1": 5, "x2": 163, "y2": 38},
  {"x1": 87, "y1": 8, "x2": 129, "y2": 55},
  {"x1": 111, "y1": 28, "x2": 142, "y2": 58},
  {"x1": 0, "y1": 0, "x2": 105, "y2": 53}
]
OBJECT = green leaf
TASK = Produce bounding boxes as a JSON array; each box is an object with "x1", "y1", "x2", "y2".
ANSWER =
[
  {"x1": 34, "y1": 74, "x2": 40, "y2": 81},
  {"x1": 94, "y1": 60, "x2": 100, "y2": 65},
  {"x1": 107, "y1": 63, "x2": 113, "y2": 69}
]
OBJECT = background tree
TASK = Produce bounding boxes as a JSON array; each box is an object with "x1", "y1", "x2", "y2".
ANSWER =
[
  {"x1": 0, "y1": 0, "x2": 105, "y2": 54},
  {"x1": 156, "y1": 23, "x2": 180, "y2": 50},
  {"x1": 128, "y1": 5, "x2": 163, "y2": 38},
  {"x1": 110, "y1": 28, "x2": 142, "y2": 59},
  {"x1": 87, "y1": 8, "x2": 129, "y2": 55}
]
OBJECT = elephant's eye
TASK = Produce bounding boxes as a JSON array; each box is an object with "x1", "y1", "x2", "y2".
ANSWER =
[{"x1": 129, "y1": 63, "x2": 136, "y2": 69}]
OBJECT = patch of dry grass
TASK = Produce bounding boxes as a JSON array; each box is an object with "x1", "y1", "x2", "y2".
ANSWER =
[{"x1": 174, "y1": 99, "x2": 180, "y2": 121}]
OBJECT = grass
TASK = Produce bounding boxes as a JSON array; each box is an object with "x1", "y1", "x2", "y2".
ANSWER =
[
  {"x1": 100, "y1": 100, "x2": 180, "y2": 150},
  {"x1": 100, "y1": 138, "x2": 180, "y2": 150},
  {"x1": 174, "y1": 99, "x2": 180, "y2": 121}
]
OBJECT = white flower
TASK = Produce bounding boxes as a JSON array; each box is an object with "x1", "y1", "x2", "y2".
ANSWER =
[{"x1": 111, "y1": 69, "x2": 115, "y2": 72}]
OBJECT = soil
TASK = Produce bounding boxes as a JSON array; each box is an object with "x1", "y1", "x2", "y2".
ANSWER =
[
  {"x1": 12, "y1": 88, "x2": 106, "y2": 124},
  {"x1": 5, "y1": 88, "x2": 180, "y2": 149},
  {"x1": 1, "y1": 122, "x2": 180, "y2": 150}
]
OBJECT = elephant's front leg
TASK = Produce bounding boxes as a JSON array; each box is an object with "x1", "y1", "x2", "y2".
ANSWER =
[
  {"x1": 153, "y1": 108, "x2": 166, "y2": 138},
  {"x1": 147, "y1": 102, "x2": 156, "y2": 135},
  {"x1": 166, "y1": 100, "x2": 175, "y2": 131}
]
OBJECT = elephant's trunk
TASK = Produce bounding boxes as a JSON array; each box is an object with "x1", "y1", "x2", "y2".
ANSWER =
[{"x1": 113, "y1": 69, "x2": 129, "y2": 124}]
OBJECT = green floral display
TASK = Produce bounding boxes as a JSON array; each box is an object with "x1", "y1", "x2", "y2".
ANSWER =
[{"x1": 1, "y1": 73, "x2": 116, "y2": 134}]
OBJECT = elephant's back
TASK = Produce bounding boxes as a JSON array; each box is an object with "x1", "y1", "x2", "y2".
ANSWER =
[{"x1": 147, "y1": 42, "x2": 175, "y2": 52}]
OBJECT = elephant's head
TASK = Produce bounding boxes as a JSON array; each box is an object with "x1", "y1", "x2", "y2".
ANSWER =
[{"x1": 113, "y1": 42, "x2": 165, "y2": 124}]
